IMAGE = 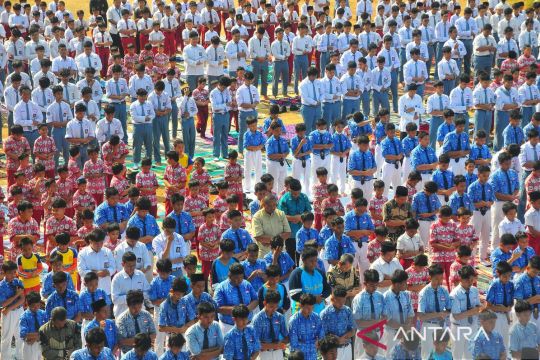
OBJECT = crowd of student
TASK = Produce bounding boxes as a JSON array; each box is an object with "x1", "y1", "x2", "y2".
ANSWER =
[{"x1": 5, "y1": 0, "x2": 540, "y2": 359}]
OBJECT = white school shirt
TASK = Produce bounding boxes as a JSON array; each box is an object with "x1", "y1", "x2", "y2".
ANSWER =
[
  {"x1": 271, "y1": 39, "x2": 291, "y2": 60},
  {"x1": 340, "y1": 49, "x2": 362, "y2": 69},
  {"x1": 496, "y1": 38, "x2": 520, "y2": 60},
  {"x1": 8, "y1": 13, "x2": 29, "y2": 31},
  {"x1": 340, "y1": 72, "x2": 363, "y2": 100},
  {"x1": 69, "y1": 36, "x2": 95, "y2": 56},
  {"x1": 25, "y1": 39, "x2": 50, "y2": 59},
  {"x1": 60, "y1": 82, "x2": 80, "y2": 106},
  {"x1": 5, "y1": 71, "x2": 31, "y2": 89},
  {"x1": 426, "y1": 93, "x2": 450, "y2": 116},
  {"x1": 29, "y1": 57, "x2": 45, "y2": 76},
  {"x1": 183, "y1": 44, "x2": 207, "y2": 76},
  {"x1": 337, "y1": 32, "x2": 354, "y2": 53},
  {"x1": 205, "y1": 45, "x2": 225, "y2": 76},
  {"x1": 299, "y1": 78, "x2": 321, "y2": 106},
  {"x1": 161, "y1": 15, "x2": 178, "y2": 30},
  {"x1": 152, "y1": 232, "x2": 190, "y2": 271},
  {"x1": 76, "y1": 79, "x2": 103, "y2": 104},
  {"x1": 117, "y1": 18, "x2": 137, "y2": 38},
  {"x1": 106, "y1": 6, "x2": 123, "y2": 35},
  {"x1": 95, "y1": 118, "x2": 124, "y2": 143},
  {"x1": 6, "y1": 38, "x2": 26, "y2": 61},
  {"x1": 114, "y1": 241, "x2": 152, "y2": 272},
  {"x1": 525, "y1": 208, "x2": 540, "y2": 233},
  {"x1": 398, "y1": 26, "x2": 413, "y2": 48},
  {"x1": 398, "y1": 93, "x2": 425, "y2": 131},
  {"x1": 472, "y1": 86, "x2": 496, "y2": 108},
  {"x1": 32, "y1": 87, "x2": 54, "y2": 113},
  {"x1": 435, "y1": 20, "x2": 450, "y2": 43},
  {"x1": 316, "y1": 33, "x2": 338, "y2": 53},
  {"x1": 74, "y1": 99, "x2": 100, "y2": 121},
  {"x1": 177, "y1": 96, "x2": 198, "y2": 118},
  {"x1": 403, "y1": 59, "x2": 428, "y2": 85},
  {"x1": 498, "y1": 217, "x2": 526, "y2": 237},
  {"x1": 105, "y1": 78, "x2": 129, "y2": 103},
  {"x1": 164, "y1": 78, "x2": 182, "y2": 102},
  {"x1": 320, "y1": 76, "x2": 343, "y2": 102},
  {"x1": 292, "y1": 35, "x2": 313, "y2": 56},
  {"x1": 356, "y1": 0, "x2": 373, "y2": 16},
  {"x1": 236, "y1": 84, "x2": 260, "y2": 112},
  {"x1": 111, "y1": 269, "x2": 150, "y2": 317},
  {"x1": 377, "y1": 47, "x2": 400, "y2": 71},
  {"x1": 184, "y1": 12, "x2": 202, "y2": 27},
  {"x1": 475, "y1": 14, "x2": 490, "y2": 31},
  {"x1": 519, "y1": 142, "x2": 540, "y2": 172},
  {"x1": 437, "y1": 58, "x2": 460, "y2": 82},
  {"x1": 370, "y1": 257, "x2": 403, "y2": 293},
  {"x1": 148, "y1": 91, "x2": 172, "y2": 112},
  {"x1": 65, "y1": 118, "x2": 96, "y2": 139},
  {"x1": 4, "y1": 86, "x2": 20, "y2": 112},
  {"x1": 455, "y1": 17, "x2": 478, "y2": 40},
  {"x1": 128, "y1": 74, "x2": 154, "y2": 98},
  {"x1": 130, "y1": 101, "x2": 156, "y2": 124},
  {"x1": 13, "y1": 100, "x2": 43, "y2": 132},
  {"x1": 210, "y1": 87, "x2": 231, "y2": 114},
  {"x1": 449, "y1": 86, "x2": 473, "y2": 114},
  {"x1": 443, "y1": 38, "x2": 467, "y2": 59},
  {"x1": 405, "y1": 41, "x2": 429, "y2": 61},
  {"x1": 137, "y1": 17, "x2": 153, "y2": 32},
  {"x1": 225, "y1": 40, "x2": 248, "y2": 72},
  {"x1": 75, "y1": 52, "x2": 103, "y2": 78},
  {"x1": 77, "y1": 246, "x2": 116, "y2": 295},
  {"x1": 519, "y1": 83, "x2": 540, "y2": 109},
  {"x1": 383, "y1": 16, "x2": 403, "y2": 33},
  {"x1": 248, "y1": 36, "x2": 271, "y2": 60},
  {"x1": 521, "y1": 18, "x2": 540, "y2": 34},
  {"x1": 472, "y1": 33, "x2": 497, "y2": 56},
  {"x1": 48, "y1": 38, "x2": 67, "y2": 59},
  {"x1": 370, "y1": 67, "x2": 391, "y2": 92},
  {"x1": 519, "y1": 30, "x2": 538, "y2": 48},
  {"x1": 51, "y1": 55, "x2": 77, "y2": 74},
  {"x1": 495, "y1": 86, "x2": 520, "y2": 111}
]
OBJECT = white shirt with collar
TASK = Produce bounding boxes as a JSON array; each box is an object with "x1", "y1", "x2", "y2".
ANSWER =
[
  {"x1": 369, "y1": 257, "x2": 403, "y2": 293},
  {"x1": 271, "y1": 38, "x2": 291, "y2": 61},
  {"x1": 299, "y1": 78, "x2": 321, "y2": 106},
  {"x1": 164, "y1": 78, "x2": 181, "y2": 102},
  {"x1": 370, "y1": 67, "x2": 391, "y2": 92},
  {"x1": 405, "y1": 41, "x2": 429, "y2": 61},
  {"x1": 14, "y1": 100, "x2": 43, "y2": 131},
  {"x1": 148, "y1": 91, "x2": 172, "y2": 112},
  {"x1": 472, "y1": 33, "x2": 497, "y2": 56},
  {"x1": 46, "y1": 100, "x2": 73, "y2": 124},
  {"x1": 455, "y1": 16, "x2": 478, "y2": 39},
  {"x1": 117, "y1": 19, "x2": 138, "y2": 38},
  {"x1": 129, "y1": 100, "x2": 156, "y2": 125},
  {"x1": 320, "y1": 76, "x2": 343, "y2": 103},
  {"x1": 437, "y1": 58, "x2": 460, "y2": 81},
  {"x1": 77, "y1": 246, "x2": 116, "y2": 295},
  {"x1": 60, "y1": 82, "x2": 80, "y2": 106},
  {"x1": 519, "y1": 30, "x2": 538, "y2": 48},
  {"x1": 111, "y1": 269, "x2": 150, "y2": 317},
  {"x1": 76, "y1": 78, "x2": 104, "y2": 104},
  {"x1": 472, "y1": 85, "x2": 496, "y2": 108},
  {"x1": 32, "y1": 87, "x2": 54, "y2": 112},
  {"x1": 75, "y1": 99, "x2": 100, "y2": 121},
  {"x1": 292, "y1": 35, "x2": 313, "y2": 56},
  {"x1": 5, "y1": 72, "x2": 31, "y2": 90},
  {"x1": 358, "y1": 31, "x2": 381, "y2": 51},
  {"x1": 377, "y1": 46, "x2": 400, "y2": 71},
  {"x1": 65, "y1": 117, "x2": 96, "y2": 140},
  {"x1": 51, "y1": 55, "x2": 77, "y2": 74},
  {"x1": 6, "y1": 38, "x2": 26, "y2": 61},
  {"x1": 95, "y1": 117, "x2": 124, "y2": 143},
  {"x1": 435, "y1": 20, "x2": 450, "y2": 43},
  {"x1": 340, "y1": 72, "x2": 363, "y2": 100},
  {"x1": 25, "y1": 39, "x2": 50, "y2": 59},
  {"x1": 205, "y1": 45, "x2": 225, "y2": 76},
  {"x1": 518, "y1": 82, "x2": 540, "y2": 108},
  {"x1": 426, "y1": 93, "x2": 450, "y2": 114},
  {"x1": 4, "y1": 86, "x2": 20, "y2": 112},
  {"x1": 128, "y1": 74, "x2": 154, "y2": 99},
  {"x1": 449, "y1": 86, "x2": 473, "y2": 114},
  {"x1": 114, "y1": 240, "x2": 152, "y2": 272},
  {"x1": 498, "y1": 217, "x2": 526, "y2": 237},
  {"x1": 443, "y1": 38, "x2": 467, "y2": 59},
  {"x1": 398, "y1": 93, "x2": 425, "y2": 131},
  {"x1": 152, "y1": 232, "x2": 190, "y2": 271},
  {"x1": 316, "y1": 33, "x2": 338, "y2": 53},
  {"x1": 248, "y1": 35, "x2": 271, "y2": 60},
  {"x1": 225, "y1": 40, "x2": 248, "y2": 72},
  {"x1": 177, "y1": 95, "x2": 198, "y2": 118},
  {"x1": 75, "y1": 52, "x2": 103, "y2": 77},
  {"x1": 337, "y1": 32, "x2": 354, "y2": 53},
  {"x1": 495, "y1": 86, "x2": 520, "y2": 111},
  {"x1": 210, "y1": 87, "x2": 231, "y2": 114},
  {"x1": 236, "y1": 84, "x2": 260, "y2": 112},
  {"x1": 105, "y1": 78, "x2": 129, "y2": 103},
  {"x1": 340, "y1": 49, "x2": 362, "y2": 69},
  {"x1": 519, "y1": 141, "x2": 540, "y2": 172},
  {"x1": 496, "y1": 37, "x2": 520, "y2": 60},
  {"x1": 183, "y1": 44, "x2": 207, "y2": 76},
  {"x1": 403, "y1": 59, "x2": 428, "y2": 85}
]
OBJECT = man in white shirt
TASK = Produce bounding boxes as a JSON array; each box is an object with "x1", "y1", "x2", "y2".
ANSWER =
[
  {"x1": 225, "y1": 29, "x2": 248, "y2": 76},
  {"x1": 206, "y1": 36, "x2": 225, "y2": 85},
  {"x1": 148, "y1": 81, "x2": 172, "y2": 166},
  {"x1": 437, "y1": 46, "x2": 460, "y2": 95},
  {"x1": 183, "y1": 30, "x2": 207, "y2": 90},
  {"x1": 4, "y1": 74, "x2": 21, "y2": 137},
  {"x1": 45, "y1": 85, "x2": 71, "y2": 166},
  {"x1": 340, "y1": 61, "x2": 362, "y2": 119},
  {"x1": 472, "y1": 23, "x2": 497, "y2": 79},
  {"x1": 398, "y1": 83, "x2": 425, "y2": 134},
  {"x1": 65, "y1": 102, "x2": 96, "y2": 167},
  {"x1": 496, "y1": 26, "x2": 519, "y2": 68},
  {"x1": 377, "y1": 35, "x2": 400, "y2": 113},
  {"x1": 111, "y1": 251, "x2": 150, "y2": 318},
  {"x1": 129, "y1": 88, "x2": 155, "y2": 169},
  {"x1": 76, "y1": 67, "x2": 103, "y2": 105},
  {"x1": 75, "y1": 87, "x2": 100, "y2": 125},
  {"x1": 236, "y1": 71, "x2": 259, "y2": 154},
  {"x1": 292, "y1": 23, "x2": 313, "y2": 94},
  {"x1": 96, "y1": 105, "x2": 124, "y2": 146},
  {"x1": 403, "y1": 48, "x2": 428, "y2": 98},
  {"x1": 128, "y1": 64, "x2": 153, "y2": 100},
  {"x1": 427, "y1": 81, "x2": 451, "y2": 149},
  {"x1": 152, "y1": 217, "x2": 190, "y2": 278},
  {"x1": 248, "y1": 27, "x2": 271, "y2": 99},
  {"x1": 77, "y1": 230, "x2": 116, "y2": 296},
  {"x1": 299, "y1": 67, "x2": 321, "y2": 134},
  {"x1": 51, "y1": 43, "x2": 77, "y2": 78},
  {"x1": 105, "y1": 65, "x2": 130, "y2": 144},
  {"x1": 320, "y1": 63, "x2": 342, "y2": 128},
  {"x1": 494, "y1": 74, "x2": 521, "y2": 151},
  {"x1": 210, "y1": 76, "x2": 232, "y2": 160},
  {"x1": 106, "y1": 0, "x2": 124, "y2": 53},
  {"x1": 449, "y1": 74, "x2": 474, "y2": 132},
  {"x1": 455, "y1": 7, "x2": 477, "y2": 74},
  {"x1": 74, "y1": 41, "x2": 102, "y2": 78},
  {"x1": 370, "y1": 56, "x2": 391, "y2": 117},
  {"x1": 370, "y1": 241, "x2": 403, "y2": 293},
  {"x1": 114, "y1": 226, "x2": 152, "y2": 276},
  {"x1": 271, "y1": 27, "x2": 291, "y2": 98},
  {"x1": 13, "y1": 85, "x2": 42, "y2": 154}
]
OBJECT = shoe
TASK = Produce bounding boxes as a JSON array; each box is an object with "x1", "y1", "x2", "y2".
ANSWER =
[
  {"x1": 214, "y1": 157, "x2": 220, "y2": 162},
  {"x1": 480, "y1": 259, "x2": 491, "y2": 267}
]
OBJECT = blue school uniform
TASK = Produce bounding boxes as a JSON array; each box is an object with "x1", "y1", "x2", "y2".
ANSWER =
[
  {"x1": 469, "y1": 143, "x2": 492, "y2": 163},
  {"x1": 184, "y1": 291, "x2": 217, "y2": 315},
  {"x1": 464, "y1": 172, "x2": 478, "y2": 190},
  {"x1": 148, "y1": 275, "x2": 175, "y2": 303},
  {"x1": 252, "y1": 309, "x2": 289, "y2": 344},
  {"x1": 263, "y1": 251, "x2": 295, "y2": 280},
  {"x1": 490, "y1": 248, "x2": 513, "y2": 277},
  {"x1": 41, "y1": 271, "x2": 75, "y2": 299},
  {"x1": 486, "y1": 278, "x2": 515, "y2": 307},
  {"x1": 158, "y1": 295, "x2": 196, "y2": 328},
  {"x1": 503, "y1": 124, "x2": 525, "y2": 146},
  {"x1": 121, "y1": 349, "x2": 158, "y2": 360},
  {"x1": 436, "y1": 122, "x2": 455, "y2": 143},
  {"x1": 402, "y1": 136, "x2": 418, "y2": 158},
  {"x1": 381, "y1": 136, "x2": 404, "y2": 163},
  {"x1": 432, "y1": 169, "x2": 455, "y2": 196},
  {"x1": 223, "y1": 325, "x2": 261, "y2": 360},
  {"x1": 448, "y1": 191, "x2": 474, "y2": 214},
  {"x1": 374, "y1": 122, "x2": 386, "y2": 144},
  {"x1": 410, "y1": 145, "x2": 437, "y2": 175},
  {"x1": 411, "y1": 192, "x2": 441, "y2": 220},
  {"x1": 214, "y1": 279, "x2": 258, "y2": 325},
  {"x1": 45, "y1": 289, "x2": 80, "y2": 320},
  {"x1": 221, "y1": 227, "x2": 253, "y2": 254},
  {"x1": 126, "y1": 214, "x2": 160, "y2": 250},
  {"x1": 158, "y1": 350, "x2": 191, "y2": 360},
  {"x1": 263, "y1": 117, "x2": 286, "y2": 134},
  {"x1": 84, "y1": 319, "x2": 118, "y2": 350},
  {"x1": 166, "y1": 210, "x2": 196, "y2": 238},
  {"x1": 514, "y1": 272, "x2": 540, "y2": 314},
  {"x1": 324, "y1": 234, "x2": 356, "y2": 262},
  {"x1": 318, "y1": 225, "x2": 333, "y2": 245},
  {"x1": 71, "y1": 347, "x2": 115, "y2": 360},
  {"x1": 290, "y1": 135, "x2": 313, "y2": 160},
  {"x1": 347, "y1": 150, "x2": 377, "y2": 182},
  {"x1": 320, "y1": 304, "x2": 355, "y2": 345},
  {"x1": 347, "y1": 120, "x2": 373, "y2": 138},
  {"x1": 241, "y1": 259, "x2": 267, "y2": 292},
  {"x1": 257, "y1": 283, "x2": 291, "y2": 312},
  {"x1": 289, "y1": 312, "x2": 325, "y2": 360},
  {"x1": 296, "y1": 226, "x2": 320, "y2": 254},
  {"x1": 79, "y1": 288, "x2": 111, "y2": 314},
  {"x1": 489, "y1": 169, "x2": 520, "y2": 197},
  {"x1": 309, "y1": 129, "x2": 333, "y2": 159},
  {"x1": 512, "y1": 246, "x2": 536, "y2": 270},
  {"x1": 471, "y1": 330, "x2": 506, "y2": 360},
  {"x1": 19, "y1": 309, "x2": 48, "y2": 340},
  {"x1": 343, "y1": 210, "x2": 374, "y2": 244}
]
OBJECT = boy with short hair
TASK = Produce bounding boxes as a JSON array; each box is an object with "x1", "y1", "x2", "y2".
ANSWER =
[
  {"x1": 0, "y1": 260, "x2": 25, "y2": 359},
  {"x1": 512, "y1": 231, "x2": 536, "y2": 273},
  {"x1": 471, "y1": 310, "x2": 506, "y2": 360},
  {"x1": 324, "y1": 216, "x2": 356, "y2": 266},
  {"x1": 16, "y1": 237, "x2": 43, "y2": 294},
  {"x1": 244, "y1": 117, "x2": 265, "y2": 194},
  {"x1": 223, "y1": 304, "x2": 261, "y2": 359},
  {"x1": 486, "y1": 261, "x2": 515, "y2": 348},
  {"x1": 513, "y1": 256, "x2": 540, "y2": 330},
  {"x1": 185, "y1": 301, "x2": 224, "y2": 359},
  {"x1": 320, "y1": 286, "x2": 355, "y2": 360},
  {"x1": 252, "y1": 289, "x2": 289, "y2": 359},
  {"x1": 40, "y1": 253, "x2": 75, "y2": 299},
  {"x1": 490, "y1": 233, "x2": 520, "y2": 277},
  {"x1": 158, "y1": 277, "x2": 197, "y2": 342},
  {"x1": 289, "y1": 294, "x2": 324, "y2": 360},
  {"x1": 50, "y1": 232, "x2": 78, "y2": 287},
  {"x1": 19, "y1": 291, "x2": 47, "y2": 360},
  {"x1": 509, "y1": 300, "x2": 540, "y2": 359},
  {"x1": 242, "y1": 243, "x2": 267, "y2": 292}
]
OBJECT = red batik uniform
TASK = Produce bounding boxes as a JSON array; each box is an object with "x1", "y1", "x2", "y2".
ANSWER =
[
  {"x1": 33, "y1": 136, "x2": 56, "y2": 178},
  {"x1": 163, "y1": 163, "x2": 187, "y2": 215},
  {"x1": 7, "y1": 216, "x2": 39, "y2": 260},
  {"x1": 135, "y1": 171, "x2": 159, "y2": 216},
  {"x1": 430, "y1": 220, "x2": 457, "y2": 288},
  {"x1": 224, "y1": 162, "x2": 244, "y2": 211},
  {"x1": 3, "y1": 136, "x2": 30, "y2": 187}
]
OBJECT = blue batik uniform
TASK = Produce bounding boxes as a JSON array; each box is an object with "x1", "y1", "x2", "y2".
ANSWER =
[
  {"x1": 486, "y1": 278, "x2": 515, "y2": 307},
  {"x1": 470, "y1": 330, "x2": 506, "y2": 360},
  {"x1": 223, "y1": 325, "x2": 261, "y2": 360},
  {"x1": 331, "y1": 132, "x2": 352, "y2": 156},
  {"x1": 149, "y1": 275, "x2": 175, "y2": 303},
  {"x1": 289, "y1": 312, "x2": 325, "y2": 360},
  {"x1": 347, "y1": 150, "x2": 376, "y2": 182},
  {"x1": 211, "y1": 257, "x2": 239, "y2": 287},
  {"x1": 402, "y1": 136, "x2": 418, "y2": 158},
  {"x1": 184, "y1": 291, "x2": 217, "y2": 315},
  {"x1": 94, "y1": 201, "x2": 129, "y2": 228},
  {"x1": 45, "y1": 289, "x2": 80, "y2": 320},
  {"x1": 467, "y1": 180, "x2": 496, "y2": 209},
  {"x1": 490, "y1": 169, "x2": 520, "y2": 197},
  {"x1": 166, "y1": 210, "x2": 195, "y2": 238},
  {"x1": 71, "y1": 347, "x2": 115, "y2": 360},
  {"x1": 490, "y1": 248, "x2": 513, "y2": 277},
  {"x1": 244, "y1": 129, "x2": 266, "y2": 149},
  {"x1": 265, "y1": 136, "x2": 290, "y2": 159},
  {"x1": 241, "y1": 259, "x2": 267, "y2": 292},
  {"x1": 320, "y1": 305, "x2": 355, "y2": 344},
  {"x1": 263, "y1": 117, "x2": 286, "y2": 134},
  {"x1": 290, "y1": 135, "x2": 313, "y2": 160},
  {"x1": 221, "y1": 227, "x2": 253, "y2": 254},
  {"x1": 309, "y1": 129, "x2": 333, "y2": 159},
  {"x1": 352, "y1": 290, "x2": 385, "y2": 326},
  {"x1": 257, "y1": 283, "x2": 291, "y2": 312},
  {"x1": 79, "y1": 288, "x2": 111, "y2": 314},
  {"x1": 514, "y1": 272, "x2": 540, "y2": 314},
  {"x1": 249, "y1": 199, "x2": 261, "y2": 217},
  {"x1": 121, "y1": 349, "x2": 158, "y2": 360},
  {"x1": 381, "y1": 136, "x2": 404, "y2": 164},
  {"x1": 214, "y1": 279, "x2": 258, "y2": 325},
  {"x1": 412, "y1": 192, "x2": 441, "y2": 220},
  {"x1": 318, "y1": 225, "x2": 333, "y2": 246},
  {"x1": 512, "y1": 246, "x2": 536, "y2": 270},
  {"x1": 343, "y1": 210, "x2": 375, "y2": 244},
  {"x1": 324, "y1": 234, "x2": 356, "y2": 262},
  {"x1": 158, "y1": 295, "x2": 196, "y2": 328},
  {"x1": 84, "y1": 318, "x2": 118, "y2": 350},
  {"x1": 289, "y1": 266, "x2": 331, "y2": 314},
  {"x1": 448, "y1": 191, "x2": 474, "y2": 214},
  {"x1": 19, "y1": 309, "x2": 48, "y2": 340},
  {"x1": 347, "y1": 120, "x2": 373, "y2": 139},
  {"x1": 252, "y1": 309, "x2": 288, "y2": 344},
  {"x1": 263, "y1": 251, "x2": 295, "y2": 280},
  {"x1": 464, "y1": 172, "x2": 478, "y2": 189},
  {"x1": 433, "y1": 169, "x2": 455, "y2": 199},
  {"x1": 437, "y1": 122, "x2": 455, "y2": 143},
  {"x1": 389, "y1": 344, "x2": 422, "y2": 360},
  {"x1": 41, "y1": 271, "x2": 75, "y2": 299},
  {"x1": 126, "y1": 214, "x2": 160, "y2": 250},
  {"x1": 469, "y1": 143, "x2": 492, "y2": 164},
  {"x1": 158, "y1": 350, "x2": 191, "y2": 360},
  {"x1": 442, "y1": 131, "x2": 471, "y2": 162},
  {"x1": 410, "y1": 145, "x2": 437, "y2": 175},
  {"x1": 296, "y1": 226, "x2": 320, "y2": 254},
  {"x1": 374, "y1": 122, "x2": 387, "y2": 144},
  {"x1": 503, "y1": 124, "x2": 525, "y2": 146},
  {"x1": 418, "y1": 285, "x2": 452, "y2": 325}
]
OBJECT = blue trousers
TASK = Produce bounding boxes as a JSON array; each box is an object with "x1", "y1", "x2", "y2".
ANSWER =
[
  {"x1": 301, "y1": 105, "x2": 321, "y2": 134},
  {"x1": 24, "y1": 130, "x2": 38, "y2": 160},
  {"x1": 52, "y1": 127, "x2": 69, "y2": 167},
  {"x1": 518, "y1": 170, "x2": 532, "y2": 222},
  {"x1": 474, "y1": 55, "x2": 492, "y2": 78},
  {"x1": 399, "y1": 49, "x2": 407, "y2": 83},
  {"x1": 522, "y1": 107, "x2": 534, "y2": 128},
  {"x1": 77, "y1": 144, "x2": 89, "y2": 169},
  {"x1": 7, "y1": 112, "x2": 13, "y2": 135},
  {"x1": 426, "y1": 44, "x2": 435, "y2": 80},
  {"x1": 252, "y1": 60, "x2": 269, "y2": 96},
  {"x1": 320, "y1": 52, "x2": 330, "y2": 77},
  {"x1": 238, "y1": 110, "x2": 257, "y2": 153},
  {"x1": 170, "y1": 102, "x2": 179, "y2": 139},
  {"x1": 294, "y1": 55, "x2": 309, "y2": 94},
  {"x1": 187, "y1": 75, "x2": 203, "y2": 91},
  {"x1": 112, "y1": 102, "x2": 128, "y2": 144},
  {"x1": 429, "y1": 116, "x2": 444, "y2": 149},
  {"x1": 474, "y1": 110, "x2": 492, "y2": 138},
  {"x1": 342, "y1": 98, "x2": 360, "y2": 120},
  {"x1": 273, "y1": 61, "x2": 289, "y2": 97},
  {"x1": 461, "y1": 39, "x2": 473, "y2": 75},
  {"x1": 182, "y1": 116, "x2": 195, "y2": 159},
  {"x1": 322, "y1": 102, "x2": 341, "y2": 128},
  {"x1": 372, "y1": 90, "x2": 389, "y2": 116},
  {"x1": 213, "y1": 112, "x2": 230, "y2": 158},
  {"x1": 152, "y1": 115, "x2": 170, "y2": 163},
  {"x1": 416, "y1": 84, "x2": 425, "y2": 99},
  {"x1": 435, "y1": 42, "x2": 444, "y2": 79},
  {"x1": 494, "y1": 110, "x2": 510, "y2": 151},
  {"x1": 390, "y1": 72, "x2": 398, "y2": 112},
  {"x1": 133, "y1": 123, "x2": 153, "y2": 164},
  {"x1": 455, "y1": 58, "x2": 462, "y2": 72},
  {"x1": 360, "y1": 90, "x2": 371, "y2": 117},
  {"x1": 442, "y1": 79, "x2": 455, "y2": 96}
]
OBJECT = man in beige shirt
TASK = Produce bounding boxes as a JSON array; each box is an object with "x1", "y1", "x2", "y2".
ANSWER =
[{"x1": 252, "y1": 194, "x2": 291, "y2": 258}]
